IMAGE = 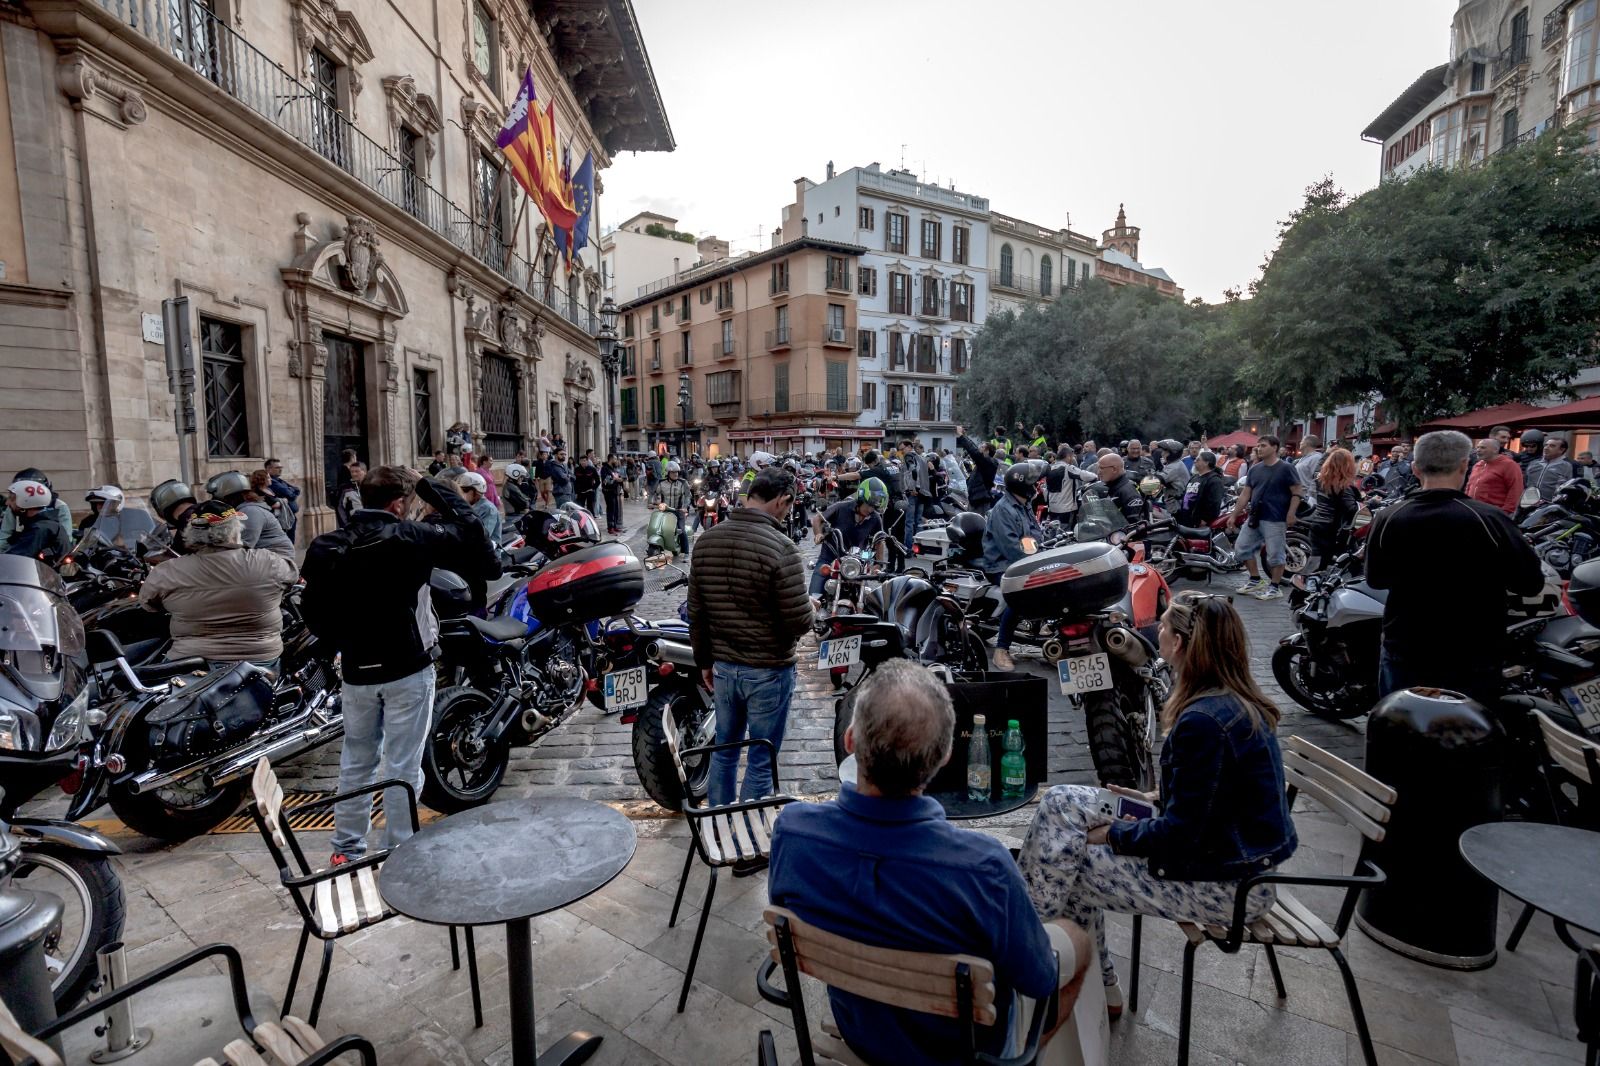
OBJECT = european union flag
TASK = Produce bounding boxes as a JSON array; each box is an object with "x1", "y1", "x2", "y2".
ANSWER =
[{"x1": 569, "y1": 151, "x2": 596, "y2": 260}]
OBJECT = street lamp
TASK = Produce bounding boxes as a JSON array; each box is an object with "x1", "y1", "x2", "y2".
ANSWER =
[
  {"x1": 676, "y1": 371, "x2": 692, "y2": 457},
  {"x1": 596, "y1": 295, "x2": 620, "y2": 454}
]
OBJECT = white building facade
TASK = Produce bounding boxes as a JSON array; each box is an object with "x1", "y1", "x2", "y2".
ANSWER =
[
  {"x1": 780, "y1": 163, "x2": 991, "y2": 450},
  {"x1": 988, "y1": 213, "x2": 1099, "y2": 317}
]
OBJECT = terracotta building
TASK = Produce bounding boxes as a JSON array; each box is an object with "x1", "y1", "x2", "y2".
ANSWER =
[
  {"x1": 616, "y1": 237, "x2": 869, "y2": 458},
  {"x1": 0, "y1": 0, "x2": 670, "y2": 532},
  {"x1": 1094, "y1": 205, "x2": 1183, "y2": 299}
]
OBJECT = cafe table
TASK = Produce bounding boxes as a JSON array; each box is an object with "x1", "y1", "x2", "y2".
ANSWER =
[
  {"x1": 1458, "y1": 822, "x2": 1600, "y2": 953},
  {"x1": 380, "y1": 797, "x2": 636, "y2": 1066},
  {"x1": 837, "y1": 754, "x2": 1039, "y2": 818}
]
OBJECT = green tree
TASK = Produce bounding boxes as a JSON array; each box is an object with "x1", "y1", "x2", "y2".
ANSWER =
[{"x1": 1242, "y1": 129, "x2": 1600, "y2": 430}]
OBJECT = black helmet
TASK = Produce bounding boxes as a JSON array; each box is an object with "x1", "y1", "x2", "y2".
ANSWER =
[
  {"x1": 948, "y1": 511, "x2": 988, "y2": 555},
  {"x1": 150, "y1": 478, "x2": 197, "y2": 521},
  {"x1": 1520, "y1": 429, "x2": 1546, "y2": 451},
  {"x1": 1556, "y1": 478, "x2": 1591, "y2": 508},
  {"x1": 205, "y1": 470, "x2": 251, "y2": 503},
  {"x1": 428, "y1": 568, "x2": 472, "y2": 619},
  {"x1": 1003, "y1": 461, "x2": 1040, "y2": 499},
  {"x1": 13, "y1": 468, "x2": 49, "y2": 488},
  {"x1": 1158, "y1": 439, "x2": 1183, "y2": 458}
]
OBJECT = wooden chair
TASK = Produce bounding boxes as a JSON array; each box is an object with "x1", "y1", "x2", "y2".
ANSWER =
[
  {"x1": 756, "y1": 905, "x2": 1061, "y2": 1066},
  {"x1": 248, "y1": 757, "x2": 480, "y2": 1028},
  {"x1": 1578, "y1": 945, "x2": 1600, "y2": 1066},
  {"x1": 0, "y1": 942, "x2": 377, "y2": 1065},
  {"x1": 662, "y1": 705, "x2": 796, "y2": 1013},
  {"x1": 1125, "y1": 735, "x2": 1395, "y2": 1066},
  {"x1": 1508, "y1": 711, "x2": 1600, "y2": 951}
]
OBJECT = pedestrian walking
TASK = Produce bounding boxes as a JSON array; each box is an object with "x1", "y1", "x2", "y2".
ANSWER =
[
  {"x1": 687, "y1": 466, "x2": 812, "y2": 870},
  {"x1": 301, "y1": 468, "x2": 500, "y2": 863},
  {"x1": 1227, "y1": 435, "x2": 1304, "y2": 601}
]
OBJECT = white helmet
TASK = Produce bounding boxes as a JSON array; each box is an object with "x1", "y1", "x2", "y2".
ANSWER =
[
  {"x1": 8, "y1": 480, "x2": 50, "y2": 509},
  {"x1": 506, "y1": 463, "x2": 529, "y2": 482},
  {"x1": 457, "y1": 471, "x2": 487, "y2": 493},
  {"x1": 667, "y1": 460, "x2": 682, "y2": 474},
  {"x1": 750, "y1": 450, "x2": 775, "y2": 469},
  {"x1": 86, "y1": 485, "x2": 125, "y2": 507}
]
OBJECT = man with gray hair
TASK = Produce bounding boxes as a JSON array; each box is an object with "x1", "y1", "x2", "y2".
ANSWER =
[
  {"x1": 767, "y1": 660, "x2": 1090, "y2": 1063},
  {"x1": 1368, "y1": 430, "x2": 1543, "y2": 701}
]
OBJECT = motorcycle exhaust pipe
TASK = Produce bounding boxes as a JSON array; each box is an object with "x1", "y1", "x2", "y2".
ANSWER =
[
  {"x1": 127, "y1": 718, "x2": 338, "y2": 796},
  {"x1": 642, "y1": 639, "x2": 661, "y2": 661},
  {"x1": 654, "y1": 638, "x2": 697, "y2": 668},
  {"x1": 1104, "y1": 626, "x2": 1150, "y2": 669},
  {"x1": 1041, "y1": 638, "x2": 1064, "y2": 663}
]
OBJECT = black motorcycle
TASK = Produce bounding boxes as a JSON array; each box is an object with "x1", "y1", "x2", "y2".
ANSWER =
[
  {"x1": 0, "y1": 558, "x2": 125, "y2": 1009},
  {"x1": 1273, "y1": 552, "x2": 1384, "y2": 721}
]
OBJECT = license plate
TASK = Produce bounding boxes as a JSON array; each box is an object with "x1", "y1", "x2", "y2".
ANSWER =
[
  {"x1": 818, "y1": 636, "x2": 862, "y2": 668},
  {"x1": 1560, "y1": 680, "x2": 1600, "y2": 735},
  {"x1": 603, "y1": 667, "x2": 647, "y2": 711},
  {"x1": 1059, "y1": 652, "x2": 1111, "y2": 695}
]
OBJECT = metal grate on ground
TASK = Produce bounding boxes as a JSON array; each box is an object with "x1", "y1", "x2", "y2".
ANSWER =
[{"x1": 209, "y1": 790, "x2": 444, "y2": 834}]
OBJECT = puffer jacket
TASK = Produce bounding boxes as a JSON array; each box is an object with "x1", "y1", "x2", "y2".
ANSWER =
[
  {"x1": 139, "y1": 547, "x2": 299, "y2": 661},
  {"x1": 688, "y1": 508, "x2": 813, "y2": 669}
]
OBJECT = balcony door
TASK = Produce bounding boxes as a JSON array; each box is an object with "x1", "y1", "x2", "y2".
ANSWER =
[{"x1": 322, "y1": 332, "x2": 369, "y2": 500}]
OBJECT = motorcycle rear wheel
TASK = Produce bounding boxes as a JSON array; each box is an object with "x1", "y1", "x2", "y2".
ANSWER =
[
  {"x1": 632, "y1": 683, "x2": 713, "y2": 812},
  {"x1": 1270, "y1": 644, "x2": 1368, "y2": 720},
  {"x1": 1083, "y1": 685, "x2": 1155, "y2": 791},
  {"x1": 108, "y1": 777, "x2": 245, "y2": 841},
  {"x1": 13, "y1": 848, "x2": 124, "y2": 1011},
  {"x1": 421, "y1": 685, "x2": 509, "y2": 812}
]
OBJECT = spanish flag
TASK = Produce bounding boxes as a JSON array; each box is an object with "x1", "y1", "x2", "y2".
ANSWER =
[{"x1": 496, "y1": 71, "x2": 578, "y2": 234}]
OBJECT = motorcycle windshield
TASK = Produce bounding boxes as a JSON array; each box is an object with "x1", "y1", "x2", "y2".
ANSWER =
[
  {"x1": 70, "y1": 506, "x2": 158, "y2": 557},
  {"x1": 0, "y1": 558, "x2": 85, "y2": 697},
  {"x1": 1074, "y1": 497, "x2": 1124, "y2": 542}
]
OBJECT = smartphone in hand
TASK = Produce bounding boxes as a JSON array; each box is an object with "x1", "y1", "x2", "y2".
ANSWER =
[{"x1": 1093, "y1": 788, "x2": 1157, "y2": 824}]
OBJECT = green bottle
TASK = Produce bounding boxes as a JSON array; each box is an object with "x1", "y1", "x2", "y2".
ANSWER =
[{"x1": 1000, "y1": 720, "x2": 1026, "y2": 798}]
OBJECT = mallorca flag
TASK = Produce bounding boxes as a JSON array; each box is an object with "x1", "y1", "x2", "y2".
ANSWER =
[{"x1": 495, "y1": 71, "x2": 577, "y2": 233}]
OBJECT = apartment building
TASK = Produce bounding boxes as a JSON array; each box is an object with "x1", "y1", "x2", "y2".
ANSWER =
[
  {"x1": 615, "y1": 238, "x2": 867, "y2": 457},
  {"x1": 1364, "y1": 0, "x2": 1594, "y2": 179},
  {"x1": 0, "y1": 0, "x2": 670, "y2": 529},
  {"x1": 778, "y1": 162, "x2": 992, "y2": 450},
  {"x1": 987, "y1": 212, "x2": 1101, "y2": 316},
  {"x1": 600, "y1": 211, "x2": 729, "y2": 307}
]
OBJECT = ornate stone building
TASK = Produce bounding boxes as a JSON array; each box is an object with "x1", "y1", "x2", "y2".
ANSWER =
[{"x1": 0, "y1": 0, "x2": 671, "y2": 532}]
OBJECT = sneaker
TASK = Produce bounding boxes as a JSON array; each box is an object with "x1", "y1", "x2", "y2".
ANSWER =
[
  {"x1": 731, "y1": 856, "x2": 769, "y2": 878},
  {"x1": 1234, "y1": 574, "x2": 1264, "y2": 592},
  {"x1": 1104, "y1": 977, "x2": 1124, "y2": 1020},
  {"x1": 329, "y1": 853, "x2": 351, "y2": 868},
  {"x1": 1255, "y1": 583, "x2": 1285, "y2": 601},
  {"x1": 992, "y1": 648, "x2": 1015, "y2": 671}
]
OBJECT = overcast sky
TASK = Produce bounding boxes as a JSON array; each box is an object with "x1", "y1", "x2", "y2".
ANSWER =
[{"x1": 602, "y1": 0, "x2": 1458, "y2": 303}]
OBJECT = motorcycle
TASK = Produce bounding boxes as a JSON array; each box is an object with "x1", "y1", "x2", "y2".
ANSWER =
[
  {"x1": 695, "y1": 483, "x2": 728, "y2": 532},
  {"x1": 1272, "y1": 552, "x2": 1384, "y2": 720},
  {"x1": 645, "y1": 503, "x2": 684, "y2": 568},
  {"x1": 421, "y1": 536, "x2": 645, "y2": 811},
  {"x1": 813, "y1": 527, "x2": 891, "y2": 642},
  {"x1": 71, "y1": 585, "x2": 342, "y2": 840},
  {"x1": 0, "y1": 558, "x2": 125, "y2": 1010}
]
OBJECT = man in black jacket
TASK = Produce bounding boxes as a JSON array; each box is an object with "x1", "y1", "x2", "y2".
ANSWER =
[
  {"x1": 955, "y1": 426, "x2": 999, "y2": 514},
  {"x1": 1367, "y1": 430, "x2": 1544, "y2": 703},
  {"x1": 1178, "y1": 450, "x2": 1227, "y2": 527},
  {"x1": 860, "y1": 448, "x2": 904, "y2": 570},
  {"x1": 5, "y1": 478, "x2": 68, "y2": 566},
  {"x1": 1095, "y1": 453, "x2": 1147, "y2": 527},
  {"x1": 301, "y1": 467, "x2": 500, "y2": 863}
]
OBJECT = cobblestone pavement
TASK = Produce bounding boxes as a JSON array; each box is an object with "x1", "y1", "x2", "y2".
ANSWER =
[{"x1": 276, "y1": 496, "x2": 1369, "y2": 828}]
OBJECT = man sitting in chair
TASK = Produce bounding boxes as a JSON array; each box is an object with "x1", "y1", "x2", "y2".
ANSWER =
[{"x1": 768, "y1": 660, "x2": 1091, "y2": 1063}]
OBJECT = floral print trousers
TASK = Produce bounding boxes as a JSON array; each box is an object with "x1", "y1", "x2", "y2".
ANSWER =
[{"x1": 1018, "y1": 785, "x2": 1275, "y2": 985}]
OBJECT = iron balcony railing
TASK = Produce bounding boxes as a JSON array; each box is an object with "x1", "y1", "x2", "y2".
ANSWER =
[
  {"x1": 1544, "y1": 8, "x2": 1565, "y2": 48},
  {"x1": 766, "y1": 327, "x2": 792, "y2": 350},
  {"x1": 993, "y1": 272, "x2": 1039, "y2": 294},
  {"x1": 1493, "y1": 33, "x2": 1532, "y2": 83},
  {"x1": 96, "y1": 0, "x2": 598, "y2": 335},
  {"x1": 748, "y1": 393, "x2": 858, "y2": 416},
  {"x1": 718, "y1": 338, "x2": 738, "y2": 359},
  {"x1": 823, "y1": 326, "x2": 855, "y2": 348}
]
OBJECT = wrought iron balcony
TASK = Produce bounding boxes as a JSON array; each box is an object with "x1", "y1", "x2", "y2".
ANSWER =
[
  {"x1": 825, "y1": 266, "x2": 851, "y2": 292},
  {"x1": 1492, "y1": 33, "x2": 1531, "y2": 83},
  {"x1": 993, "y1": 272, "x2": 1039, "y2": 295},
  {"x1": 916, "y1": 301, "x2": 947, "y2": 323},
  {"x1": 823, "y1": 326, "x2": 855, "y2": 349},
  {"x1": 766, "y1": 327, "x2": 792, "y2": 351},
  {"x1": 92, "y1": 0, "x2": 599, "y2": 335},
  {"x1": 748, "y1": 394, "x2": 858, "y2": 417},
  {"x1": 717, "y1": 338, "x2": 738, "y2": 360},
  {"x1": 1544, "y1": 9, "x2": 1564, "y2": 48}
]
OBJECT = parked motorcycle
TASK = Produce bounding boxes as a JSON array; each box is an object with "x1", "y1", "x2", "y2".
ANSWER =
[
  {"x1": 421, "y1": 536, "x2": 645, "y2": 811},
  {"x1": 1272, "y1": 552, "x2": 1383, "y2": 720},
  {"x1": 0, "y1": 558, "x2": 124, "y2": 1010}
]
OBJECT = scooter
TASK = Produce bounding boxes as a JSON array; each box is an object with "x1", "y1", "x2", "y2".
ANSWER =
[{"x1": 645, "y1": 504, "x2": 684, "y2": 568}]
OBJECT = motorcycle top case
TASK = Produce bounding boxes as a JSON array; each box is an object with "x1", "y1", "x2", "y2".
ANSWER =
[
  {"x1": 999, "y1": 542, "x2": 1129, "y2": 620},
  {"x1": 524, "y1": 541, "x2": 644, "y2": 625},
  {"x1": 1570, "y1": 557, "x2": 1600, "y2": 627}
]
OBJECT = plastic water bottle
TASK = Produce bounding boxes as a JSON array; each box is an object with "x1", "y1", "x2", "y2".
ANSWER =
[
  {"x1": 967, "y1": 714, "x2": 991, "y2": 801},
  {"x1": 1001, "y1": 720, "x2": 1027, "y2": 799}
]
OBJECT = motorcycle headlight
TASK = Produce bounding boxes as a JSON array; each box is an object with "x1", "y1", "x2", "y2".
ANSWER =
[
  {"x1": 0, "y1": 701, "x2": 40, "y2": 752},
  {"x1": 46, "y1": 688, "x2": 90, "y2": 752},
  {"x1": 824, "y1": 579, "x2": 839, "y2": 595},
  {"x1": 839, "y1": 556, "x2": 863, "y2": 581}
]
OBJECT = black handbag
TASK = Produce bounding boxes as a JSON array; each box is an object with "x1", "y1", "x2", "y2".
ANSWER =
[{"x1": 145, "y1": 662, "x2": 272, "y2": 764}]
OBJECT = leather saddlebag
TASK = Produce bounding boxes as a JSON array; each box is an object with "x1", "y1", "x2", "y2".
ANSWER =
[{"x1": 145, "y1": 663, "x2": 272, "y2": 763}]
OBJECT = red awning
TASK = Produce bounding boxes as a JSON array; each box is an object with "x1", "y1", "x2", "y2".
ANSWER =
[
  {"x1": 1418, "y1": 402, "x2": 1543, "y2": 433},
  {"x1": 1207, "y1": 430, "x2": 1259, "y2": 450},
  {"x1": 1503, "y1": 396, "x2": 1600, "y2": 429}
]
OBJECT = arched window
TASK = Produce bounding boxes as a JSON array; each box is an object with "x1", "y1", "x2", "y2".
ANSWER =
[
  {"x1": 999, "y1": 244, "x2": 1013, "y2": 287},
  {"x1": 1021, "y1": 248, "x2": 1034, "y2": 284},
  {"x1": 1040, "y1": 255, "x2": 1053, "y2": 296}
]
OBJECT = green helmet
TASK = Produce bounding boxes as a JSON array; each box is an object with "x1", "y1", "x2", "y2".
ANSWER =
[{"x1": 856, "y1": 476, "x2": 888, "y2": 511}]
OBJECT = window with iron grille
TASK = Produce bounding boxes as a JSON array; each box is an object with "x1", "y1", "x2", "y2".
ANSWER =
[
  {"x1": 170, "y1": 0, "x2": 220, "y2": 83},
  {"x1": 774, "y1": 363, "x2": 790, "y2": 413},
  {"x1": 479, "y1": 353, "x2": 522, "y2": 458},
  {"x1": 412, "y1": 367, "x2": 434, "y2": 455},
  {"x1": 826, "y1": 361, "x2": 848, "y2": 411},
  {"x1": 478, "y1": 151, "x2": 506, "y2": 270},
  {"x1": 201, "y1": 316, "x2": 251, "y2": 458}
]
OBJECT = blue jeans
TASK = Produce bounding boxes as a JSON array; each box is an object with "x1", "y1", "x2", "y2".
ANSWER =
[
  {"x1": 331, "y1": 665, "x2": 436, "y2": 859},
  {"x1": 902, "y1": 496, "x2": 924, "y2": 553},
  {"x1": 709, "y1": 662, "x2": 796, "y2": 806}
]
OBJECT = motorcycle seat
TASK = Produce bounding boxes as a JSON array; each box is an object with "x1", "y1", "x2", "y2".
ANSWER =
[
  {"x1": 864, "y1": 576, "x2": 936, "y2": 643},
  {"x1": 1350, "y1": 582, "x2": 1389, "y2": 606},
  {"x1": 469, "y1": 614, "x2": 531, "y2": 643},
  {"x1": 1537, "y1": 613, "x2": 1600, "y2": 648},
  {"x1": 1175, "y1": 523, "x2": 1213, "y2": 540},
  {"x1": 137, "y1": 657, "x2": 209, "y2": 683}
]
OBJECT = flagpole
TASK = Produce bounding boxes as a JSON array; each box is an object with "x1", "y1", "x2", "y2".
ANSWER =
[{"x1": 506, "y1": 189, "x2": 531, "y2": 276}]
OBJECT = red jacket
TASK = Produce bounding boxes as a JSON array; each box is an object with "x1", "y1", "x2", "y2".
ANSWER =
[{"x1": 1466, "y1": 451, "x2": 1523, "y2": 515}]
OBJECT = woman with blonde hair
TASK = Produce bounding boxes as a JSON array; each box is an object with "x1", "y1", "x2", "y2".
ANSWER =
[{"x1": 1017, "y1": 591, "x2": 1297, "y2": 1015}]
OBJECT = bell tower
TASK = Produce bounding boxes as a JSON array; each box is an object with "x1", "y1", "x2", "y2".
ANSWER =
[{"x1": 1102, "y1": 203, "x2": 1140, "y2": 260}]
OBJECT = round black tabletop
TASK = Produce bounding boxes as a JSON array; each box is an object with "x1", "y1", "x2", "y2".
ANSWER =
[
  {"x1": 1459, "y1": 823, "x2": 1600, "y2": 937},
  {"x1": 838, "y1": 755, "x2": 1039, "y2": 820},
  {"x1": 380, "y1": 798, "x2": 636, "y2": 927}
]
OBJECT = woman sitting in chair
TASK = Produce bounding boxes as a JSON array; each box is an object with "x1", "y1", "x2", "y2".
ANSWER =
[{"x1": 1017, "y1": 591, "x2": 1298, "y2": 1016}]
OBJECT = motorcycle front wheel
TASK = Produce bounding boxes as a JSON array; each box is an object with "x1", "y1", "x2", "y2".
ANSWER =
[
  {"x1": 1270, "y1": 644, "x2": 1367, "y2": 720},
  {"x1": 12, "y1": 848, "x2": 125, "y2": 1011},
  {"x1": 421, "y1": 685, "x2": 508, "y2": 812},
  {"x1": 631, "y1": 683, "x2": 714, "y2": 812}
]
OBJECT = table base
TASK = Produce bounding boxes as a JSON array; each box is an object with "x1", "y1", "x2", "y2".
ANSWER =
[
  {"x1": 1354, "y1": 913, "x2": 1496, "y2": 971},
  {"x1": 506, "y1": 917, "x2": 604, "y2": 1066}
]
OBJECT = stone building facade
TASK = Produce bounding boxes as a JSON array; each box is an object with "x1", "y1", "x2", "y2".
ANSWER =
[
  {"x1": 616, "y1": 237, "x2": 869, "y2": 458},
  {"x1": 0, "y1": 0, "x2": 670, "y2": 533},
  {"x1": 987, "y1": 211, "x2": 1100, "y2": 316}
]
